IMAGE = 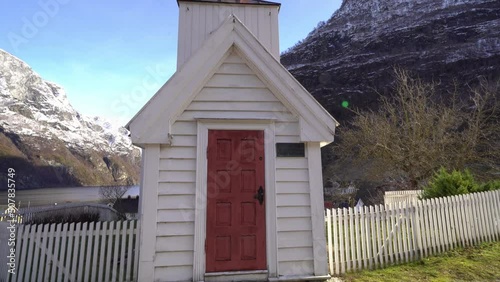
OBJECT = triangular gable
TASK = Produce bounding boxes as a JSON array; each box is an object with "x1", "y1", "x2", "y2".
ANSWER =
[
  {"x1": 127, "y1": 14, "x2": 338, "y2": 145},
  {"x1": 187, "y1": 49, "x2": 296, "y2": 121}
]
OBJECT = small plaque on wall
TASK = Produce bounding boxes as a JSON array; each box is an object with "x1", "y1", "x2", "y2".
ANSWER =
[{"x1": 276, "y1": 143, "x2": 305, "y2": 157}]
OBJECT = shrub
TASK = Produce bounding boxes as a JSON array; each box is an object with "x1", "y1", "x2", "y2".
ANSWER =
[
  {"x1": 477, "y1": 180, "x2": 500, "y2": 192},
  {"x1": 421, "y1": 168, "x2": 478, "y2": 199},
  {"x1": 26, "y1": 211, "x2": 100, "y2": 225},
  {"x1": 421, "y1": 168, "x2": 500, "y2": 199}
]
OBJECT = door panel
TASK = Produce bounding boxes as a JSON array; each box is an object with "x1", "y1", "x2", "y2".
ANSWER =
[{"x1": 206, "y1": 130, "x2": 266, "y2": 272}]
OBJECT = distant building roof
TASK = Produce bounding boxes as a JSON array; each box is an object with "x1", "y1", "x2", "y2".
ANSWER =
[
  {"x1": 114, "y1": 199, "x2": 139, "y2": 214},
  {"x1": 177, "y1": 0, "x2": 281, "y2": 7}
]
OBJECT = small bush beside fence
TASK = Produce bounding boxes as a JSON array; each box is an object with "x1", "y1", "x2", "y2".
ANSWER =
[
  {"x1": 325, "y1": 190, "x2": 500, "y2": 275},
  {"x1": 5, "y1": 220, "x2": 138, "y2": 282}
]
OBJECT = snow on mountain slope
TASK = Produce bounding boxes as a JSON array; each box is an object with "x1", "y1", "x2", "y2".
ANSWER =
[
  {"x1": 281, "y1": 0, "x2": 500, "y2": 121},
  {"x1": 0, "y1": 49, "x2": 140, "y2": 189}
]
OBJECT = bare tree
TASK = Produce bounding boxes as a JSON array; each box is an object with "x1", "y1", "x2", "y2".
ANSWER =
[
  {"x1": 99, "y1": 185, "x2": 128, "y2": 206},
  {"x1": 335, "y1": 69, "x2": 499, "y2": 189}
]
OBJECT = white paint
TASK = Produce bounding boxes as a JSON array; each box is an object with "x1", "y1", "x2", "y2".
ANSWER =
[
  {"x1": 127, "y1": 2, "x2": 340, "y2": 281},
  {"x1": 177, "y1": 1, "x2": 280, "y2": 68},
  {"x1": 12, "y1": 221, "x2": 139, "y2": 282},
  {"x1": 205, "y1": 270, "x2": 269, "y2": 282},
  {"x1": 308, "y1": 142, "x2": 329, "y2": 276},
  {"x1": 127, "y1": 15, "x2": 337, "y2": 146},
  {"x1": 325, "y1": 189, "x2": 500, "y2": 275},
  {"x1": 137, "y1": 145, "x2": 160, "y2": 282}
]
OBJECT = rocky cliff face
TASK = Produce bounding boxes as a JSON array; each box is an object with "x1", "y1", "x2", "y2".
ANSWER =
[
  {"x1": 281, "y1": 0, "x2": 500, "y2": 121},
  {"x1": 0, "y1": 49, "x2": 140, "y2": 189}
]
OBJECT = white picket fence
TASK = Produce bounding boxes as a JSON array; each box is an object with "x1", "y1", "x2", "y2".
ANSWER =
[
  {"x1": 325, "y1": 190, "x2": 500, "y2": 275},
  {"x1": 384, "y1": 190, "x2": 422, "y2": 205},
  {"x1": 5, "y1": 220, "x2": 138, "y2": 282}
]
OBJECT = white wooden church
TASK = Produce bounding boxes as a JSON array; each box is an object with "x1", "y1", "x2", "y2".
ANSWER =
[{"x1": 127, "y1": 0, "x2": 338, "y2": 281}]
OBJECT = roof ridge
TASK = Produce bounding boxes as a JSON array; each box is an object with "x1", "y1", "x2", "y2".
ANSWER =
[{"x1": 177, "y1": 0, "x2": 281, "y2": 6}]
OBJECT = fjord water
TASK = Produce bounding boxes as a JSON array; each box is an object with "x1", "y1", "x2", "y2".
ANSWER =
[{"x1": 0, "y1": 186, "x2": 139, "y2": 209}]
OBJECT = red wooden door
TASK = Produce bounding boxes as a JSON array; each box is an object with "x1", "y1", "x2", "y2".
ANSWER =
[{"x1": 206, "y1": 130, "x2": 266, "y2": 272}]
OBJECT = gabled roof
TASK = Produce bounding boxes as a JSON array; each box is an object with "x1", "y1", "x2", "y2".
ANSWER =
[
  {"x1": 127, "y1": 14, "x2": 338, "y2": 146},
  {"x1": 177, "y1": 0, "x2": 281, "y2": 7}
]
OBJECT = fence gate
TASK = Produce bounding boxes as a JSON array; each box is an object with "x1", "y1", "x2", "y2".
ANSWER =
[{"x1": 5, "y1": 220, "x2": 139, "y2": 282}]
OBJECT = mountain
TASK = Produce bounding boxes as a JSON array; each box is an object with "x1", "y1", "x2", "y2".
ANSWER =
[
  {"x1": 0, "y1": 49, "x2": 140, "y2": 189},
  {"x1": 281, "y1": 0, "x2": 500, "y2": 122},
  {"x1": 281, "y1": 0, "x2": 500, "y2": 200}
]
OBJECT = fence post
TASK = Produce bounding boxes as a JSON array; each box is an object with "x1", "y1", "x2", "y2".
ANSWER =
[
  {"x1": 326, "y1": 209, "x2": 333, "y2": 275},
  {"x1": 361, "y1": 206, "x2": 369, "y2": 270},
  {"x1": 84, "y1": 222, "x2": 95, "y2": 282},
  {"x1": 354, "y1": 206, "x2": 361, "y2": 270},
  {"x1": 99, "y1": 221, "x2": 109, "y2": 281},
  {"x1": 126, "y1": 220, "x2": 135, "y2": 281},
  {"x1": 0, "y1": 222, "x2": 10, "y2": 281},
  {"x1": 476, "y1": 192, "x2": 487, "y2": 243},
  {"x1": 402, "y1": 201, "x2": 411, "y2": 263},
  {"x1": 490, "y1": 191, "x2": 500, "y2": 241},
  {"x1": 119, "y1": 220, "x2": 129, "y2": 281},
  {"x1": 448, "y1": 195, "x2": 456, "y2": 249},
  {"x1": 342, "y1": 207, "x2": 349, "y2": 273},
  {"x1": 90, "y1": 222, "x2": 101, "y2": 282},
  {"x1": 438, "y1": 197, "x2": 447, "y2": 251},
  {"x1": 479, "y1": 192, "x2": 492, "y2": 242},
  {"x1": 368, "y1": 205, "x2": 376, "y2": 269},
  {"x1": 376, "y1": 204, "x2": 385, "y2": 267},
  {"x1": 414, "y1": 200, "x2": 424, "y2": 259}
]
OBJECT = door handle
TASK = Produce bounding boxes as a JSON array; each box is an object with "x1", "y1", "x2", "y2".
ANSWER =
[{"x1": 254, "y1": 186, "x2": 264, "y2": 205}]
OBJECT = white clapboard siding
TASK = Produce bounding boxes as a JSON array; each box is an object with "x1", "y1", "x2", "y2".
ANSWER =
[
  {"x1": 158, "y1": 182, "x2": 196, "y2": 196},
  {"x1": 277, "y1": 218, "x2": 313, "y2": 232},
  {"x1": 278, "y1": 261, "x2": 314, "y2": 276},
  {"x1": 177, "y1": 2, "x2": 279, "y2": 67},
  {"x1": 275, "y1": 122, "x2": 301, "y2": 136},
  {"x1": 277, "y1": 231, "x2": 314, "y2": 249},
  {"x1": 276, "y1": 194, "x2": 311, "y2": 207},
  {"x1": 276, "y1": 168, "x2": 309, "y2": 182},
  {"x1": 325, "y1": 190, "x2": 500, "y2": 276},
  {"x1": 156, "y1": 236, "x2": 195, "y2": 252},
  {"x1": 157, "y1": 222, "x2": 195, "y2": 237},
  {"x1": 160, "y1": 146, "x2": 197, "y2": 160},
  {"x1": 167, "y1": 135, "x2": 198, "y2": 147},
  {"x1": 158, "y1": 195, "x2": 196, "y2": 210},
  {"x1": 276, "y1": 182, "x2": 310, "y2": 194},
  {"x1": 206, "y1": 74, "x2": 266, "y2": 88},
  {"x1": 171, "y1": 121, "x2": 197, "y2": 136},
  {"x1": 194, "y1": 87, "x2": 279, "y2": 102},
  {"x1": 277, "y1": 206, "x2": 311, "y2": 218},
  {"x1": 155, "y1": 251, "x2": 194, "y2": 267},
  {"x1": 11, "y1": 220, "x2": 138, "y2": 282},
  {"x1": 178, "y1": 52, "x2": 298, "y2": 124},
  {"x1": 159, "y1": 171, "x2": 196, "y2": 183},
  {"x1": 279, "y1": 247, "x2": 314, "y2": 262},
  {"x1": 155, "y1": 265, "x2": 193, "y2": 282},
  {"x1": 275, "y1": 143, "x2": 314, "y2": 277},
  {"x1": 162, "y1": 48, "x2": 313, "y2": 279},
  {"x1": 157, "y1": 209, "x2": 196, "y2": 223},
  {"x1": 159, "y1": 159, "x2": 197, "y2": 172},
  {"x1": 157, "y1": 137, "x2": 197, "y2": 278}
]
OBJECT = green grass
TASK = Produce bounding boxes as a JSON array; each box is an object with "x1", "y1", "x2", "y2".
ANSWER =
[{"x1": 340, "y1": 241, "x2": 500, "y2": 282}]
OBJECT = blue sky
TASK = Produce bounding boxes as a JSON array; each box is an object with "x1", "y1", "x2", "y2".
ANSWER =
[{"x1": 0, "y1": 0, "x2": 341, "y2": 125}]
